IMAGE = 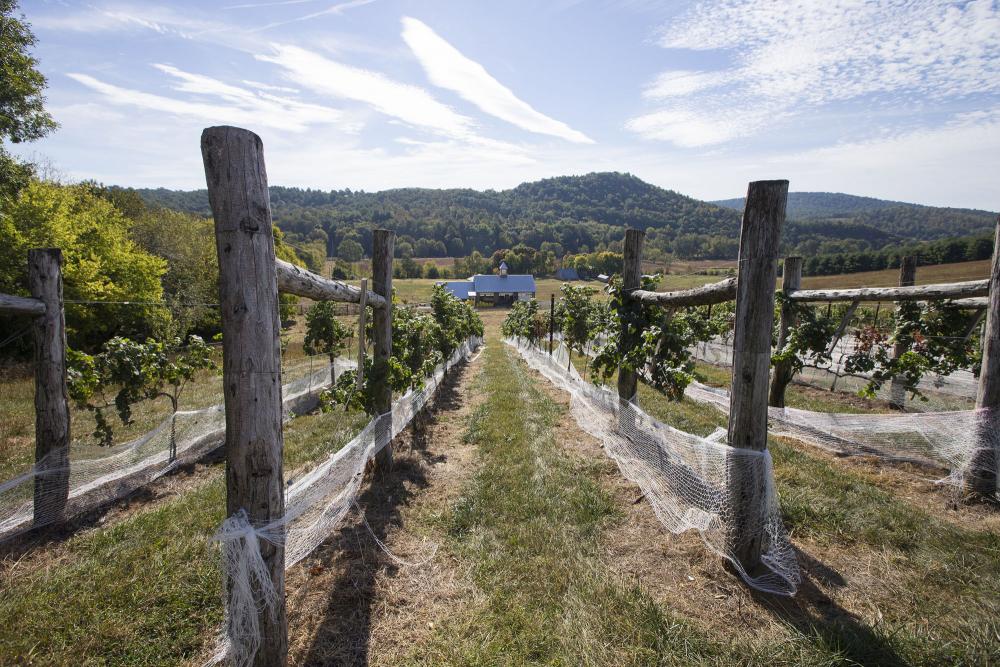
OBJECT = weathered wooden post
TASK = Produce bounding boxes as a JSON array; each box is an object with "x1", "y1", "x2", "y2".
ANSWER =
[
  {"x1": 356, "y1": 278, "x2": 368, "y2": 391},
  {"x1": 618, "y1": 229, "x2": 645, "y2": 406},
  {"x1": 727, "y1": 180, "x2": 788, "y2": 571},
  {"x1": 201, "y1": 126, "x2": 287, "y2": 666},
  {"x1": 29, "y1": 248, "x2": 71, "y2": 527},
  {"x1": 969, "y1": 218, "x2": 1000, "y2": 498},
  {"x1": 372, "y1": 229, "x2": 395, "y2": 470},
  {"x1": 889, "y1": 255, "x2": 918, "y2": 409},
  {"x1": 549, "y1": 293, "x2": 555, "y2": 354},
  {"x1": 768, "y1": 256, "x2": 802, "y2": 408}
]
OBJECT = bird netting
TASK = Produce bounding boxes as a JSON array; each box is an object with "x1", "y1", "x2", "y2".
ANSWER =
[
  {"x1": 210, "y1": 336, "x2": 482, "y2": 667},
  {"x1": 683, "y1": 379, "x2": 999, "y2": 493},
  {"x1": 505, "y1": 337, "x2": 801, "y2": 597},
  {"x1": 0, "y1": 356, "x2": 356, "y2": 541}
]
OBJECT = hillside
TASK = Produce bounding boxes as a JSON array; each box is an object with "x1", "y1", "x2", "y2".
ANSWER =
[
  {"x1": 713, "y1": 192, "x2": 997, "y2": 243},
  {"x1": 135, "y1": 174, "x2": 996, "y2": 262}
]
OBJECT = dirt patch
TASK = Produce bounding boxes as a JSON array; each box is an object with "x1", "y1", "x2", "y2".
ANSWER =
[{"x1": 286, "y1": 347, "x2": 486, "y2": 666}]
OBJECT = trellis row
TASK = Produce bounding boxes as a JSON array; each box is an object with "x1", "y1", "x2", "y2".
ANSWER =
[
  {"x1": 201, "y1": 125, "x2": 395, "y2": 667},
  {"x1": 619, "y1": 185, "x2": 1000, "y2": 576}
]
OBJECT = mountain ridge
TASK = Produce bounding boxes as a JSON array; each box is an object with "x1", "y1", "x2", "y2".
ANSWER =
[{"x1": 132, "y1": 172, "x2": 997, "y2": 261}]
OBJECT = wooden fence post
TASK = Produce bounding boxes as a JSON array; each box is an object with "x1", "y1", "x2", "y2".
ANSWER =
[
  {"x1": 356, "y1": 278, "x2": 368, "y2": 391},
  {"x1": 970, "y1": 218, "x2": 1000, "y2": 498},
  {"x1": 889, "y1": 256, "x2": 918, "y2": 409},
  {"x1": 201, "y1": 126, "x2": 287, "y2": 667},
  {"x1": 618, "y1": 229, "x2": 645, "y2": 405},
  {"x1": 549, "y1": 293, "x2": 555, "y2": 354},
  {"x1": 727, "y1": 180, "x2": 788, "y2": 571},
  {"x1": 29, "y1": 248, "x2": 70, "y2": 527},
  {"x1": 768, "y1": 256, "x2": 801, "y2": 408},
  {"x1": 372, "y1": 229, "x2": 395, "y2": 470}
]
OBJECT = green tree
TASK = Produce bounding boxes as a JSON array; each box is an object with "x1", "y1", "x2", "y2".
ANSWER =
[
  {"x1": 1, "y1": 1, "x2": 58, "y2": 200},
  {"x1": 131, "y1": 208, "x2": 220, "y2": 338},
  {"x1": 0, "y1": 179, "x2": 168, "y2": 348},
  {"x1": 337, "y1": 238, "x2": 364, "y2": 262}
]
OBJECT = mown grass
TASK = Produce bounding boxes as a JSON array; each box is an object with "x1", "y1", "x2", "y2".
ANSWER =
[
  {"x1": 633, "y1": 369, "x2": 1000, "y2": 665},
  {"x1": 411, "y1": 332, "x2": 744, "y2": 666},
  {"x1": 0, "y1": 407, "x2": 368, "y2": 666}
]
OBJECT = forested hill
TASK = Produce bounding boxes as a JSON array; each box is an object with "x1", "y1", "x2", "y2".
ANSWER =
[
  {"x1": 712, "y1": 192, "x2": 997, "y2": 241},
  {"x1": 136, "y1": 172, "x2": 742, "y2": 260},
  {"x1": 134, "y1": 173, "x2": 996, "y2": 262}
]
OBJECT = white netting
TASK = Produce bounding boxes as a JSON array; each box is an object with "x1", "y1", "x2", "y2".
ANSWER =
[
  {"x1": 0, "y1": 356, "x2": 356, "y2": 540},
  {"x1": 210, "y1": 336, "x2": 482, "y2": 667},
  {"x1": 684, "y1": 379, "x2": 999, "y2": 492},
  {"x1": 505, "y1": 337, "x2": 801, "y2": 597}
]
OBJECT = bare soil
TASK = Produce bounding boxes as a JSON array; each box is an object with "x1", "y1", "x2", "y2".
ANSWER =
[{"x1": 285, "y1": 347, "x2": 487, "y2": 666}]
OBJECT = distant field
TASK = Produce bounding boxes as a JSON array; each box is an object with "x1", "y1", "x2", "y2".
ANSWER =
[
  {"x1": 331, "y1": 257, "x2": 991, "y2": 303},
  {"x1": 801, "y1": 259, "x2": 992, "y2": 289}
]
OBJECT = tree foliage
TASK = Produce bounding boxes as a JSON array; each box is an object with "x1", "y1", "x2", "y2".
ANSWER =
[
  {"x1": 0, "y1": 179, "x2": 168, "y2": 349},
  {"x1": 0, "y1": 0, "x2": 57, "y2": 201}
]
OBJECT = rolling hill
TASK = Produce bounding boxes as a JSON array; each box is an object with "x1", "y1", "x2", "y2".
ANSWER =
[{"x1": 134, "y1": 173, "x2": 997, "y2": 262}]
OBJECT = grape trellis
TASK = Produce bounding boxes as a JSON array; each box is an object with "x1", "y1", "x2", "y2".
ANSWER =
[{"x1": 505, "y1": 180, "x2": 999, "y2": 598}]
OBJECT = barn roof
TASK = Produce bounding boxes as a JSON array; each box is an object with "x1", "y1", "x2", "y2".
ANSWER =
[
  {"x1": 473, "y1": 273, "x2": 536, "y2": 293},
  {"x1": 437, "y1": 280, "x2": 475, "y2": 299}
]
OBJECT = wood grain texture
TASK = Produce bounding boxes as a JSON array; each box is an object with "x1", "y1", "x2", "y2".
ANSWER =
[
  {"x1": 356, "y1": 278, "x2": 368, "y2": 391},
  {"x1": 727, "y1": 179, "x2": 787, "y2": 571},
  {"x1": 631, "y1": 276, "x2": 737, "y2": 307},
  {"x1": 29, "y1": 249, "x2": 70, "y2": 527},
  {"x1": 786, "y1": 279, "x2": 988, "y2": 303},
  {"x1": 201, "y1": 125, "x2": 287, "y2": 666},
  {"x1": 618, "y1": 228, "x2": 644, "y2": 405},
  {"x1": 371, "y1": 229, "x2": 394, "y2": 470},
  {"x1": 0, "y1": 293, "x2": 46, "y2": 316},
  {"x1": 768, "y1": 257, "x2": 801, "y2": 408},
  {"x1": 889, "y1": 256, "x2": 918, "y2": 409},
  {"x1": 275, "y1": 259, "x2": 386, "y2": 309},
  {"x1": 970, "y1": 218, "x2": 1000, "y2": 497}
]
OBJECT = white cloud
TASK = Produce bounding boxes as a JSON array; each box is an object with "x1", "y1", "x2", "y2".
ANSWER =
[
  {"x1": 257, "y1": 44, "x2": 482, "y2": 141},
  {"x1": 67, "y1": 66, "x2": 348, "y2": 132},
  {"x1": 625, "y1": 109, "x2": 767, "y2": 147},
  {"x1": 248, "y1": 0, "x2": 378, "y2": 32},
  {"x1": 630, "y1": 0, "x2": 1000, "y2": 147},
  {"x1": 400, "y1": 17, "x2": 593, "y2": 144}
]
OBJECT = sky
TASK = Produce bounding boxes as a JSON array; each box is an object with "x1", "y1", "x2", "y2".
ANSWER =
[{"x1": 11, "y1": 0, "x2": 1000, "y2": 209}]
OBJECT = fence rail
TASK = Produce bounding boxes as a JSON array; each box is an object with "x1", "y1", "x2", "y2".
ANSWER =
[{"x1": 276, "y1": 258, "x2": 386, "y2": 308}]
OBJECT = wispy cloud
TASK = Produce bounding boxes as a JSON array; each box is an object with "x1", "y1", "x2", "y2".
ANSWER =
[
  {"x1": 67, "y1": 66, "x2": 348, "y2": 132},
  {"x1": 629, "y1": 0, "x2": 1000, "y2": 147},
  {"x1": 401, "y1": 17, "x2": 593, "y2": 144},
  {"x1": 257, "y1": 44, "x2": 481, "y2": 140},
  {"x1": 247, "y1": 0, "x2": 377, "y2": 32}
]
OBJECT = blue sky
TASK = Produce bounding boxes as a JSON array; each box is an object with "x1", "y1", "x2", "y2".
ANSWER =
[{"x1": 12, "y1": 0, "x2": 1000, "y2": 208}]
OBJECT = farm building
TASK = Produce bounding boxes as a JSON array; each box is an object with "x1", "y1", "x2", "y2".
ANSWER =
[
  {"x1": 438, "y1": 261, "x2": 536, "y2": 306},
  {"x1": 556, "y1": 267, "x2": 579, "y2": 281}
]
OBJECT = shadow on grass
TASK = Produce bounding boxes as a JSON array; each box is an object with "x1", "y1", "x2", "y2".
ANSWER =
[
  {"x1": 0, "y1": 447, "x2": 224, "y2": 563},
  {"x1": 297, "y1": 361, "x2": 467, "y2": 667},
  {"x1": 749, "y1": 546, "x2": 909, "y2": 667}
]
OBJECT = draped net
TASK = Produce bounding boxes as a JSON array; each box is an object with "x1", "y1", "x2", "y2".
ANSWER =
[
  {"x1": 0, "y1": 355, "x2": 356, "y2": 540},
  {"x1": 506, "y1": 337, "x2": 801, "y2": 597}
]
